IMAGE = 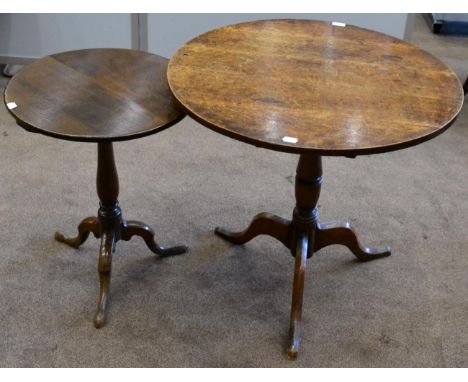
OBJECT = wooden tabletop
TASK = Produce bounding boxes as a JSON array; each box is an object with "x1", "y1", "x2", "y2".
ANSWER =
[
  {"x1": 168, "y1": 19, "x2": 464, "y2": 155},
  {"x1": 4, "y1": 48, "x2": 185, "y2": 142}
]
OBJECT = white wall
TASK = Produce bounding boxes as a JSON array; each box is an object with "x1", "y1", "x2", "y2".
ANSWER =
[
  {"x1": 148, "y1": 13, "x2": 410, "y2": 58},
  {"x1": 0, "y1": 14, "x2": 132, "y2": 62},
  {"x1": 0, "y1": 14, "x2": 410, "y2": 63}
]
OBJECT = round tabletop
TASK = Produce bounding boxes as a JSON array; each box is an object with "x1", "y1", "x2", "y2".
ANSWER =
[
  {"x1": 4, "y1": 48, "x2": 185, "y2": 142},
  {"x1": 168, "y1": 19, "x2": 464, "y2": 156}
]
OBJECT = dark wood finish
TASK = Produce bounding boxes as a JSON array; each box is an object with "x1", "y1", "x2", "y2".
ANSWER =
[
  {"x1": 4, "y1": 48, "x2": 185, "y2": 142},
  {"x1": 216, "y1": 212, "x2": 291, "y2": 248},
  {"x1": 464, "y1": 77, "x2": 468, "y2": 95},
  {"x1": 315, "y1": 222, "x2": 391, "y2": 259},
  {"x1": 55, "y1": 142, "x2": 187, "y2": 328},
  {"x1": 5, "y1": 48, "x2": 188, "y2": 328},
  {"x1": 168, "y1": 19, "x2": 463, "y2": 156},
  {"x1": 215, "y1": 154, "x2": 390, "y2": 358},
  {"x1": 54, "y1": 216, "x2": 100, "y2": 248},
  {"x1": 168, "y1": 20, "x2": 462, "y2": 358}
]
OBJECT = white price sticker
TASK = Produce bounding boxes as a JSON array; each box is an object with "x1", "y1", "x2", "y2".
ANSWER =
[
  {"x1": 6, "y1": 102, "x2": 17, "y2": 110},
  {"x1": 282, "y1": 136, "x2": 298, "y2": 144}
]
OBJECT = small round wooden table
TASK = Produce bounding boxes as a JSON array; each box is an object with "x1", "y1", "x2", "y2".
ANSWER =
[
  {"x1": 167, "y1": 20, "x2": 464, "y2": 358},
  {"x1": 4, "y1": 48, "x2": 188, "y2": 328}
]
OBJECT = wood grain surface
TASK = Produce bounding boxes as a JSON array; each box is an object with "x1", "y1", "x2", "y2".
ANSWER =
[
  {"x1": 168, "y1": 19, "x2": 464, "y2": 155},
  {"x1": 4, "y1": 48, "x2": 185, "y2": 142}
]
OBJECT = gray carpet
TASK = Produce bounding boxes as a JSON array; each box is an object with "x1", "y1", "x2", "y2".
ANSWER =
[{"x1": 0, "y1": 14, "x2": 467, "y2": 367}]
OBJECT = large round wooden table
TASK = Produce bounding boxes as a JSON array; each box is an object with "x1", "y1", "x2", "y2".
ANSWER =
[
  {"x1": 167, "y1": 19, "x2": 464, "y2": 359},
  {"x1": 4, "y1": 48, "x2": 188, "y2": 329}
]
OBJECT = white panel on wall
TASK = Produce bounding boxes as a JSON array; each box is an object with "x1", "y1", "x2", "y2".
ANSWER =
[
  {"x1": 0, "y1": 13, "x2": 132, "y2": 61},
  {"x1": 148, "y1": 13, "x2": 409, "y2": 58}
]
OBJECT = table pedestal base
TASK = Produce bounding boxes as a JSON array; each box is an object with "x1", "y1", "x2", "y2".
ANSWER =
[
  {"x1": 55, "y1": 142, "x2": 187, "y2": 328},
  {"x1": 215, "y1": 153, "x2": 391, "y2": 359}
]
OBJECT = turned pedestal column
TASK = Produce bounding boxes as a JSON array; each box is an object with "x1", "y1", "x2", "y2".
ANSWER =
[
  {"x1": 56, "y1": 142, "x2": 187, "y2": 327},
  {"x1": 216, "y1": 154, "x2": 391, "y2": 358}
]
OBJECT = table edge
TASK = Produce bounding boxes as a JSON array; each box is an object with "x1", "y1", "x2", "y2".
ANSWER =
[
  {"x1": 167, "y1": 18, "x2": 466, "y2": 156},
  {"x1": 3, "y1": 90, "x2": 187, "y2": 143},
  {"x1": 169, "y1": 90, "x2": 463, "y2": 156},
  {"x1": 2, "y1": 48, "x2": 188, "y2": 143}
]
